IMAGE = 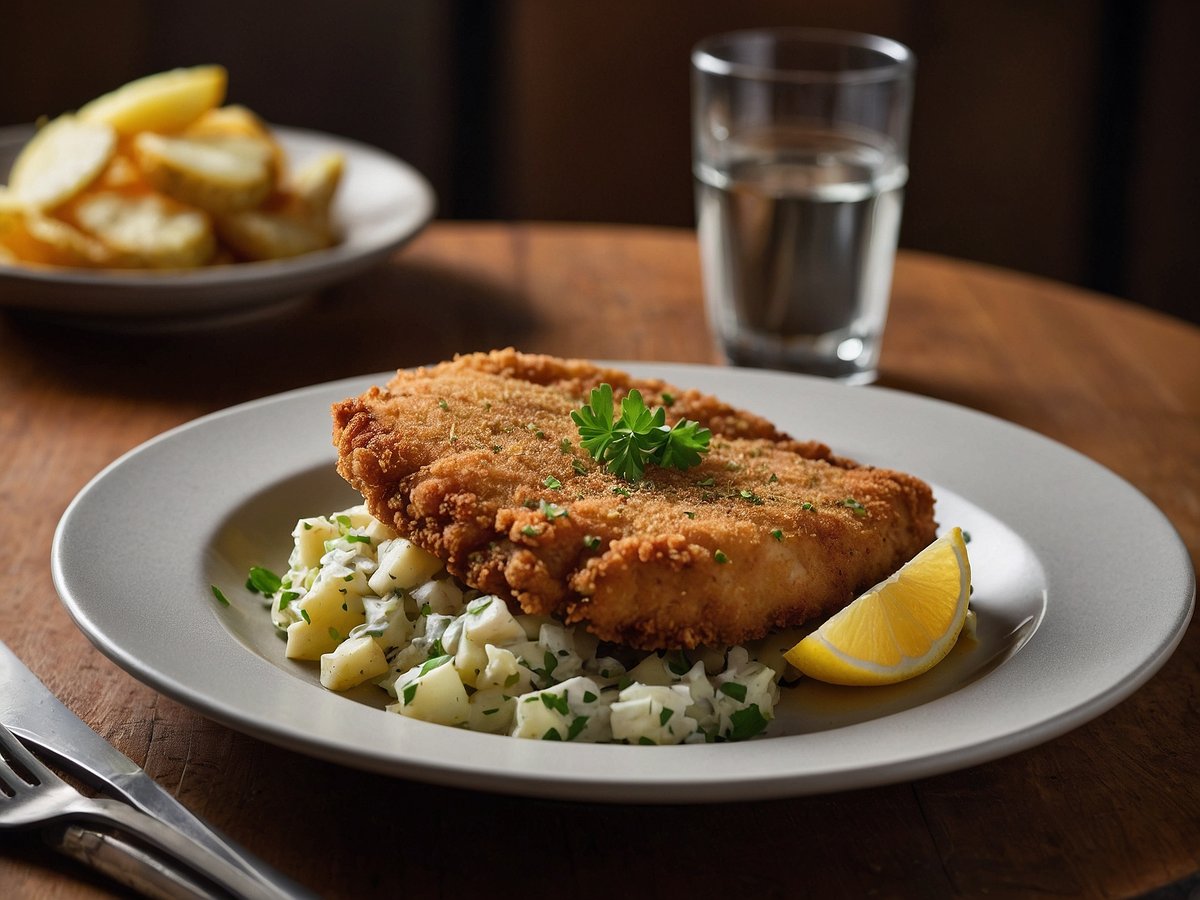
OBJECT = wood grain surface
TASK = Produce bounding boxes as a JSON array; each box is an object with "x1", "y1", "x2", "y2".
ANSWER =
[{"x1": 0, "y1": 222, "x2": 1196, "y2": 899}]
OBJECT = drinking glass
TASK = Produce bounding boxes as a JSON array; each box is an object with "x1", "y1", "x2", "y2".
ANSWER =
[{"x1": 692, "y1": 28, "x2": 915, "y2": 384}]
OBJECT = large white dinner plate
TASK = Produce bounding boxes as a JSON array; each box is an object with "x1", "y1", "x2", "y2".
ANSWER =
[
  {"x1": 52, "y1": 364, "x2": 1194, "y2": 803},
  {"x1": 0, "y1": 124, "x2": 434, "y2": 325}
]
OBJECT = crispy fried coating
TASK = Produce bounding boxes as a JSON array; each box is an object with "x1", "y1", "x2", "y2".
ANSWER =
[{"x1": 333, "y1": 349, "x2": 937, "y2": 650}]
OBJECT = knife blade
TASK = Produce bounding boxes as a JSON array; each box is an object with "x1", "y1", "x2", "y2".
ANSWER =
[{"x1": 0, "y1": 639, "x2": 314, "y2": 899}]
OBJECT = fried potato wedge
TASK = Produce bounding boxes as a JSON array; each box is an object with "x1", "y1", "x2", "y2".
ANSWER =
[
  {"x1": 215, "y1": 209, "x2": 330, "y2": 261},
  {"x1": 288, "y1": 152, "x2": 344, "y2": 222},
  {"x1": 71, "y1": 191, "x2": 215, "y2": 269},
  {"x1": 78, "y1": 65, "x2": 227, "y2": 135},
  {"x1": 133, "y1": 132, "x2": 274, "y2": 214},
  {"x1": 0, "y1": 207, "x2": 114, "y2": 267},
  {"x1": 7, "y1": 115, "x2": 116, "y2": 210},
  {"x1": 184, "y1": 104, "x2": 287, "y2": 182}
]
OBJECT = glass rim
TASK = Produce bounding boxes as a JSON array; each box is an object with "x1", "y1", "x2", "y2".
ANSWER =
[{"x1": 692, "y1": 27, "x2": 914, "y2": 84}]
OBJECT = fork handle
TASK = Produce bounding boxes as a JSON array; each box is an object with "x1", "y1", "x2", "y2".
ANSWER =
[
  {"x1": 51, "y1": 824, "x2": 223, "y2": 900},
  {"x1": 66, "y1": 798, "x2": 292, "y2": 900}
]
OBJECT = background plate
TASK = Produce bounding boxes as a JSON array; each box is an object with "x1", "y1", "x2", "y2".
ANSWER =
[
  {"x1": 0, "y1": 124, "x2": 435, "y2": 325},
  {"x1": 52, "y1": 364, "x2": 1194, "y2": 803}
]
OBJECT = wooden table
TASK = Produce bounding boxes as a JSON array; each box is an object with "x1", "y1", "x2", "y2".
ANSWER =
[{"x1": 1, "y1": 222, "x2": 1196, "y2": 898}]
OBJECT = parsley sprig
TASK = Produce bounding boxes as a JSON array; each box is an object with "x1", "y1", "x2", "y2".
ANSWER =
[{"x1": 571, "y1": 384, "x2": 711, "y2": 482}]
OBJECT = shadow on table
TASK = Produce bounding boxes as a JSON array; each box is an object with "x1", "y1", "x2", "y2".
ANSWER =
[{"x1": 1, "y1": 260, "x2": 538, "y2": 409}]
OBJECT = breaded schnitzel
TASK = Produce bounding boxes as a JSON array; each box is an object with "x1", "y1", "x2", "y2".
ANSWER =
[{"x1": 333, "y1": 349, "x2": 937, "y2": 650}]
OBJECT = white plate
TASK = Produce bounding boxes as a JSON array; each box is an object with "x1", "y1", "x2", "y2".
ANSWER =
[
  {"x1": 0, "y1": 124, "x2": 435, "y2": 326},
  {"x1": 52, "y1": 364, "x2": 1195, "y2": 803}
]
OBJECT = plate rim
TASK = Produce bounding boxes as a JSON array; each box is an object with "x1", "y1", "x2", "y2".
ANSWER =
[{"x1": 51, "y1": 363, "x2": 1196, "y2": 802}]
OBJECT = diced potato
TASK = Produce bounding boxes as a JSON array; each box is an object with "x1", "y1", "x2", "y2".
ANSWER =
[
  {"x1": 476, "y1": 645, "x2": 530, "y2": 693},
  {"x1": 8, "y1": 115, "x2": 116, "y2": 210},
  {"x1": 510, "y1": 691, "x2": 572, "y2": 741},
  {"x1": 320, "y1": 635, "x2": 388, "y2": 691},
  {"x1": 461, "y1": 596, "x2": 525, "y2": 646},
  {"x1": 291, "y1": 517, "x2": 340, "y2": 570},
  {"x1": 133, "y1": 132, "x2": 275, "y2": 214},
  {"x1": 610, "y1": 684, "x2": 697, "y2": 745},
  {"x1": 368, "y1": 538, "x2": 442, "y2": 595},
  {"x1": 285, "y1": 580, "x2": 366, "y2": 660},
  {"x1": 453, "y1": 635, "x2": 489, "y2": 688},
  {"x1": 467, "y1": 687, "x2": 516, "y2": 734},
  {"x1": 71, "y1": 191, "x2": 215, "y2": 269},
  {"x1": 410, "y1": 578, "x2": 463, "y2": 616},
  {"x1": 388, "y1": 658, "x2": 468, "y2": 726},
  {"x1": 624, "y1": 653, "x2": 673, "y2": 687},
  {"x1": 78, "y1": 65, "x2": 227, "y2": 135}
]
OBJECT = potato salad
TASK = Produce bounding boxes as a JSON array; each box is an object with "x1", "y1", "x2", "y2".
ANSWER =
[{"x1": 257, "y1": 506, "x2": 787, "y2": 743}]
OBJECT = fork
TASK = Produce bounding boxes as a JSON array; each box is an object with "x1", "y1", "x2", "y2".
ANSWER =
[{"x1": 0, "y1": 721, "x2": 288, "y2": 900}]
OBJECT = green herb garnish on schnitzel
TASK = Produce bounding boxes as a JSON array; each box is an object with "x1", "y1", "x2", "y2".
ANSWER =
[{"x1": 571, "y1": 383, "x2": 711, "y2": 482}]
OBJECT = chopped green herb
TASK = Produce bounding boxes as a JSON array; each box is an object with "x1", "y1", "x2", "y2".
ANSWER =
[
  {"x1": 402, "y1": 682, "x2": 418, "y2": 705},
  {"x1": 504, "y1": 672, "x2": 521, "y2": 687},
  {"x1": 611, "y1": 486, "x2": 631, "y2": 497},
  {"x1": 419, "y1": 603, "x2": 432, "y2": 617},
  {"x1": 841, "y1": 498, "x2": 867, "y2": 516},
  {"x1": 483, "y1": 708, "x2": 499, "y2": 716},
  {"x1": 346, "y1": 534, "x2": 372, "y2": 545},
  {"x1": 962, "y1": 530, "x2": 972, "y2": 544},
  {"x1": 583, "y1": 534, "x2": 602, "y2": 550},
  {"x1": 567, "y1": 716, "x2": 589, "y2": 740},
  {"x1": 343, "y1": 573, "x2": 354, "y2": 582},
  {"x1": 659, "y1": 707, "x2": 675, "y2": 726},
  {"x1": 328, "y1": 627, "x2": 340, "y2": 641},
  {"x1": 684, "y1": 511, "x2": 696, "y2": 519},
  {"x1": 492, "y1": 445, "x2": 503, "y2": 453},
  {"x1": 719, "y1": 681, "x2": 748, "y2": 703},
  {"x1": 714, "y1": 549, "x2": 730, "y2": 564},
  {"x1": 666, "y1": 650, "x2": 691, "y2": 676},
  {"x1": 438, "y1": 398, "x2": 449, "y2": 410},
  {"x1": 540, "y1": 499, "x2": 569, "y2": 520},
  {"x1": 770, "y1": 529, "x2": 784, "y2": 542},
  {"x1": 768, "y1": 473, "x2": 779, "y2": 484},
  {"x1": 661, "y1": 392, "x2": 675, "y2": 406},
  {"x1": 582, "y1": 691, "x2": 598, "y2": 703},
  {"x1": 571, "y1": 383, "x2": 711, "y2": 482},
  {"x1": 245, "y1": 566, "x2": 282, "y2": 595},
  {"x1": 210, "y1": 585, "x2": 231, "y2": 607},
  {"x1": 521, "y1": 524, "x2": 540, "y2": 537},
  {"x1": 299, "y1": 609, "x2": 311, "y2": 624},
  {"x1": 467, "y1": 598, "x2": 494, "y2": 616},
  {"x1": 419, "y1": 654, "x2": 453, "y2": 676},
  {"x1": 558, "y1": 438, "x2": 573, "y2": 455},
  {"x1": 542, "y1": 728, "x2": 563, "y2": 741},
  {"x1": 739, "y1": 489, "x2": 763, "y2": 505},
  {"x1": 544, "y1": 475, "x2": 563, "y2": 490},
  {"x1": 302, "y1": 522, "x2": 313, "y2": 531},
  {"x1": 638, "y1": 736, "x2": 656, "y2": 745},
  {"x1": 526, "y1": 423, "x2": 546, "y2": 439},
  {"x1": 801, "y1": 501, "x2": 814, "y2": 511},
  {"x1": 540, "y1": 692, "x2": 570, "y2": 716},
  {"x1": 335, "y1": 514, "x2": 352, "y2": 529},
  {"x1": 278, "y1": 590, "x2": 300, "y2": 610},
  {"x1": 428, "y1": 638, "x2": 445, "y2": 658},
  {"x1": 571, "y1": 458, "x2": 588, "y2": 475},
  {"x1": 696, "y1": 476, "x2": 715, "y2": 487},
  {"x1": 729, "y1": 704, "x2": 769, "y2": 741}
]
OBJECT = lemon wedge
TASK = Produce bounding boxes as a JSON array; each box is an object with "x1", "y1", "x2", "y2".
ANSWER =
[
  {"x1": 78, "y1": 66, "x2": 227, "y2": 135},
  {"x1": 784, "y1": 528, "x2": 972, "y2": 685}
]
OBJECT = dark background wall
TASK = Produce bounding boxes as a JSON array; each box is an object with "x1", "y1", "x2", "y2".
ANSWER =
[{"x1": 3, "y1": 0, "x2": 1196, "y2": 324}]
